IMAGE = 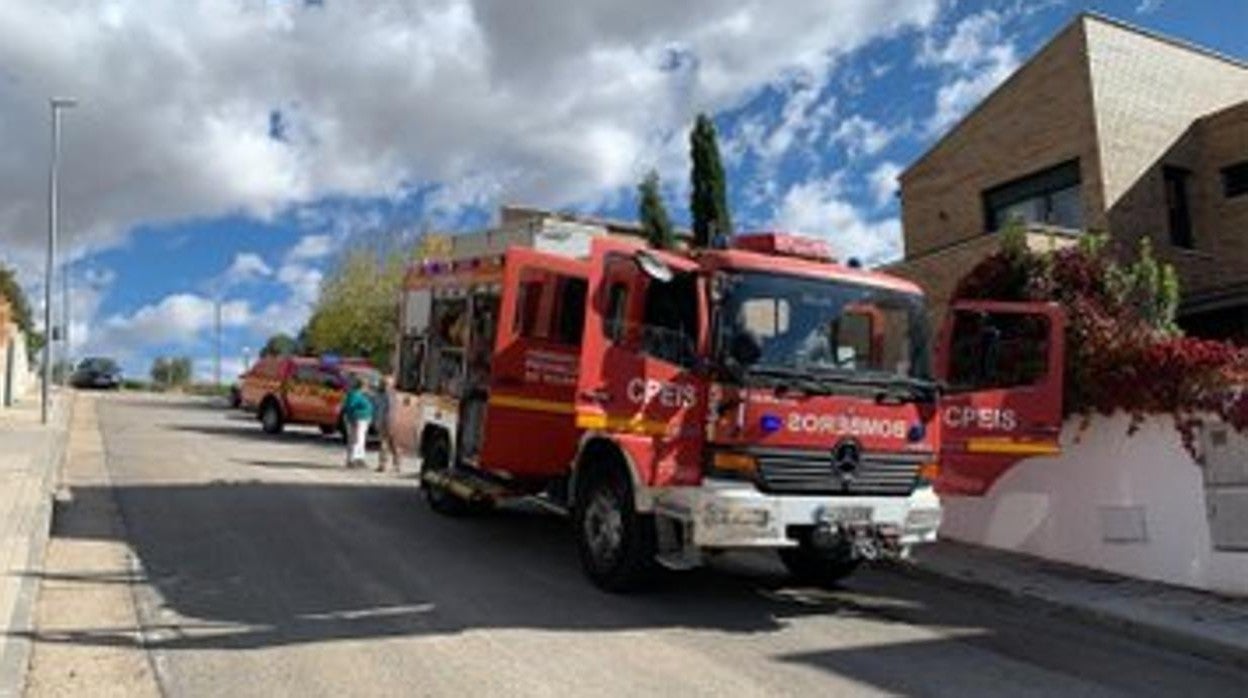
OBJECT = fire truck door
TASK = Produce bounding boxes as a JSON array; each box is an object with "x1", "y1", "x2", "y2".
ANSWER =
[
  {"x1": 936, "y1": 301, "x2": 1065, "y2": 496},
  {"x1": 574, "y1": 238, "x2": 707, "y2": 487},
  {"x1": 478, "y1": 248, "x2": 585, "y2": 477}
]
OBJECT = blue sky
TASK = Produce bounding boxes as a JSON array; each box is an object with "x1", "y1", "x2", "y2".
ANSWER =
[{"x1": 0, "y1": 0, "x2": 1243, "y2": 380}]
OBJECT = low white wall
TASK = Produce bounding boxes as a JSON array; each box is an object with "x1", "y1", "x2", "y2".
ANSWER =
[
  {"x1": 9, "y1": 328, "x2": 33, "y2": 399},
  {"x1": 940, "y1": 413, "x2": 1248, "y2": 596},
  {"x1": 1, "y1": 325, "x2": 35, "y2": 404}
]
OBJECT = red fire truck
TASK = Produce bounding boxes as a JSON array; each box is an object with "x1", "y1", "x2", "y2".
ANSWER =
[{"x1": 390, "y1": 224, "x2": 1065, "y2": 591}]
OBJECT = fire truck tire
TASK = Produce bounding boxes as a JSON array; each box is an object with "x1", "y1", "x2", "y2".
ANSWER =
[
  {"x1": 778, "y1": 541, "x2": 861, "y2": 587},
  {"x1": 319, "y1": 424, "x2": 338, "y2": 437},
  {"x1": 260, "y1": 399, "x2": 285, "y2": 435},
  {"x1": 420, "y1": 436, "x2": 472, "y2": 516},
  {"x1": 574, "y1": 464, "x2": 657, "y2": 592}
]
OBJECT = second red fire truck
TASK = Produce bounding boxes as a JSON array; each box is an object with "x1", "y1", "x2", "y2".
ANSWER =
[{"x1": 389, "y1": 222, "x2": 1065, "y2": 591}]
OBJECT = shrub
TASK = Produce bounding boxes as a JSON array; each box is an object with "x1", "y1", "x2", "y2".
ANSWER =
[{"x1": 953, "y1": 231, "x2": 1248, "y2": 458}]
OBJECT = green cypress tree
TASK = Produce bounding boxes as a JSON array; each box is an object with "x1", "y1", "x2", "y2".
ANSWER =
[
  {"x1": 637, "y1": 169, "x2": 675, "y2": 250},
  {"x1": 689, "y1": 113, "x2": 732, "y2": 248}
]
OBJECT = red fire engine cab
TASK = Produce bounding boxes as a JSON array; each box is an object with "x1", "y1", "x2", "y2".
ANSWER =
[{"x1": 391, "y1": 224, "x2": 1065, "y2": 591}]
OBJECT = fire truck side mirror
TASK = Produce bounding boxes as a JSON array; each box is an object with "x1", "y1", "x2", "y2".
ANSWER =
[{"x1": 634, "y1": 249, "x2": 674, "y2": 283}]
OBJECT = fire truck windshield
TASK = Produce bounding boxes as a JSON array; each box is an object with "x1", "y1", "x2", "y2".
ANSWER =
[{"x1": 715, "y1": 271, "x2": 933, "y2": 390}]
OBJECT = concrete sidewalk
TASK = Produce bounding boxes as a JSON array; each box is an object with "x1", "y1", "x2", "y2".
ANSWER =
[
  {"x1": 908, "y1": 539, "x2": 1248, "y2": 668},
  {"x1": 0, "y1": 388, "x2": 74, "y2": 698}
]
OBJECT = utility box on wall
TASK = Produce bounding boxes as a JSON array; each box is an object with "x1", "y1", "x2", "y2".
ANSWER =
[{"x1": 1201, "y1": 424, "x2": 1248, "y2": 551}]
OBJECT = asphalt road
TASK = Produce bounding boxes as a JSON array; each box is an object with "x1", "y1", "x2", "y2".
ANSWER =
[{"x1": 29, "y1": 393, "x2": 1248, "y2": 697}]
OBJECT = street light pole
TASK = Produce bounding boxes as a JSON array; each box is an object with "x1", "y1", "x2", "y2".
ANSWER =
[
  {"x1": 214, "y1": 296, "x2": 222, "y2": 388},
  {"x1": 42, "y1": 97, "x2": 76, "y2": 424},
  {"x1": 62, "y1": 255, "x2": 71, "y2": 386}
]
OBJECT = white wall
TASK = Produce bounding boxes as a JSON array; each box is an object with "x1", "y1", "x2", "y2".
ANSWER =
[
  {"x1": 1, "y1": 325, "x2": 35, "y2": 406},
  {"x1": 940, "y1": 413, "x2": 1248, "y2": 596}
]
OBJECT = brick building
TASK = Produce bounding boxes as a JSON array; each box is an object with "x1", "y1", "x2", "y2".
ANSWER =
[{"x1": 890, "y1": 13, "x2": 1248, "y2": 337}]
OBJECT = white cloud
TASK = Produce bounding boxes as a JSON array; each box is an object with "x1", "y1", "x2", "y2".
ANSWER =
[
  {"x1": 0, "y1": 0, "x2": 942, "y2": 276},
  {"x1": 1136, "y1": 0, "x2": 1164, "y2": 14},
  {"x1": 919, "y1": 9, "x2": 1020, "y2": 134},
  {"x1": 831, "y1": 115, "x2": 898, "y2": 157},
  {"x1": 95, "y1": 293, "x2": 250, "y2": 351},
  {"x1": 65, "y1": 266, "x2": 115, "y2": 357},
  {"x1": 285, "y1": 234, "x2": 334, "y2": 263},
  {"x1": 276, "y1": 263, "x2": 323, "y2": 310},
  {"x1": 221, "y1": 252, "x2": 273, "y2": 287},
  {"x1": 773, "y1": 175, "x2": 902, "y2": 265},
  {"x1": 867, "y1": 161, "x2": 903, "y2": 208},
  {"x1": 920, "y1": 9, "x2": 1005, "y2": 68},
  {"x1": 928, "y1": 53, "x2": 1017, "y2": 133}
]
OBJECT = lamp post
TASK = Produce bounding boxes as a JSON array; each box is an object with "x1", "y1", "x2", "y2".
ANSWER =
[
  {"x1": 42, "y1": 97, "x2": 76, "y2": 424},
  {"x1": 214, "y1": 296, "x2": 222, "y2": 388}
]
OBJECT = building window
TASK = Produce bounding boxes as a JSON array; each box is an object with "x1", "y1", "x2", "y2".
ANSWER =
[
  {"x1": 552, "y1": 276, "x2": 587, "y2": 345},
  {"x1": 1164, "y1": 166, "x2": 1194, "y2": 249},
  {"x1": 982, "y1": 159, "x2": 1083, "y2": 232},
  {"x1": 1223, "y1": 161, "x2": 1248, "y2": 199}
]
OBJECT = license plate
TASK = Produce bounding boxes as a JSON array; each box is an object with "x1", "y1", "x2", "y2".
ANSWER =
[
  {"x1": 696, "y1": 500, "x2": 782, "y2": 546},
  {"x1": 819, "y1": 506, "x2": 873, "y2": 525}
]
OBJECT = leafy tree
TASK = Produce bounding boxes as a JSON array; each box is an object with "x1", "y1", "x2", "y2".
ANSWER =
[
  {"x1": 170, "y1": 356, "x2": 193, "y2": 386},
  {"x1": 0, "y1": 264, "x2": 43, "y2": 359},
  {"x1": 637, "y1": 170, "x2": 675, "y2": 250},
  {"x1": 261, "y1": 333, "x2": 300, "y2": 357},
  {"x1": 150, "y1": 356, "x2": 193, "y2": 388},
  {"x1": 150, "y1": 357, "x2": 170, "y2": 386},
  {"x1": 689, "y1": 113, "x2": 732, "y2": 249},
  {"x1": 302, "y1": 240, "x2": 406, "y2": 370}
]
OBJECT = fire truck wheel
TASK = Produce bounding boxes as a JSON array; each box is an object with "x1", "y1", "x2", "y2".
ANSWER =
[
  {"x1": 420, "y1": 437, "x2": 471, "y2": 516},
  {"x1": 778, "y1": 540, "x2": 862, "y2": 587},
  {"x1": 260, "y1": 400, "x2": 284, "y2": 435},
  {"x1": 574, "y1": 465, "x2": 657, "y2": 592},
  {"x1": 319, "y1": 424, "x2": 338, "y2": 437}
]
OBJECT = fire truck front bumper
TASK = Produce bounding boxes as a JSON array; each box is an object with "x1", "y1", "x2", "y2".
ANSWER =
[{"x1": 651, "y1": 478, "x2": 942, "y2": 552}]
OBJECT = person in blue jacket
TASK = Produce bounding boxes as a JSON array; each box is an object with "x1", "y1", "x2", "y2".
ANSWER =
[{"x1": 341, "y1": 374, "x2": 374, "y2": 468}]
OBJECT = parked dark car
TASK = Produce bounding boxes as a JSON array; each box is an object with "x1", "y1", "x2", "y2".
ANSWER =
[{"x1": 71, "y1": 357, "x2": 122, "y2": 390}]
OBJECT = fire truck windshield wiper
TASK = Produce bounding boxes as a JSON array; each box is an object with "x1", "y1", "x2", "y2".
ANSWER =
[
  {"x1": 745, "y1": 365, "x2": 834, "y2": 395},
  {"x1": 793, "y1": 366, "x2": 939, "y2": 404},
  {"x1": 872, "y1": 375, "x2": 939, "y2": 404}
]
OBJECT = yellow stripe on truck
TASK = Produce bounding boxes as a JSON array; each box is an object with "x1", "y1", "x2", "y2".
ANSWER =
[
  {"x1": 487, "y1": 394, "x2": 577, "y2": 415},
  {"x1": 575, "y1": 411, "x2": 670, "y2": 437},
  {"x1": 965, "y1": 438, "x2": 1060, "y2": 456}
]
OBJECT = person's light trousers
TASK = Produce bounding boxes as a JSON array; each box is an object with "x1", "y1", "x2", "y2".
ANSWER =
[{"x1": 347, "y1": 419, "x2": 369, "y2": 462}]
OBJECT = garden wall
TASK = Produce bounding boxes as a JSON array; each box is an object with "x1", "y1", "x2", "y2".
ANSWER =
[{"x1": 939, "y1": 413, "x2": 1248, "y2": 596}]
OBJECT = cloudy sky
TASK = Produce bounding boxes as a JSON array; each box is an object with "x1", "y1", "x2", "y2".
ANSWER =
[{"x1": 0, "y1": 0, "x2": 1241, "y2": 379}]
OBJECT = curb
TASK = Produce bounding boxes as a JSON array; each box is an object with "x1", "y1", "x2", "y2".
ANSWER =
[
  {"x1": 0, "y1": 391, "x2": 76, "y2": 698},
  {"x1": 896, "y1": 557, "x2": 1248, "y2": 671}
]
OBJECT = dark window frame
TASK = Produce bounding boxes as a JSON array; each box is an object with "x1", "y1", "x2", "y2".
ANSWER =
[
  {"x1": 946, "y1": 310, "x2": 1052, "y2": 393},
  {"x1": 639, "y1": 271, "x2": 699, "y2": 368},
  {"x1": 552, "y1": 276, "x2": 588, "y2": 346},
  {"x1": 982, "y1": 159, "x2": 1082, "y2": 232},
  {"x1": 1222, "y1": 160, "x2": 1248, "y2": 199},
  {"x1": 603, "y1": 282, "x2": 630, "y2": 343},
  {"x1": 1164, "y1": 165, "x2": 1194, "y2": 249},
  {"x1": 514, "y1": 276, "x2": 545, "y2": 339}
]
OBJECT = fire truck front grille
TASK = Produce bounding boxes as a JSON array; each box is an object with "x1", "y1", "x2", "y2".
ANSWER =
[{"x1": 751, "y1": 448, "x2": 925, "y2": 496}]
